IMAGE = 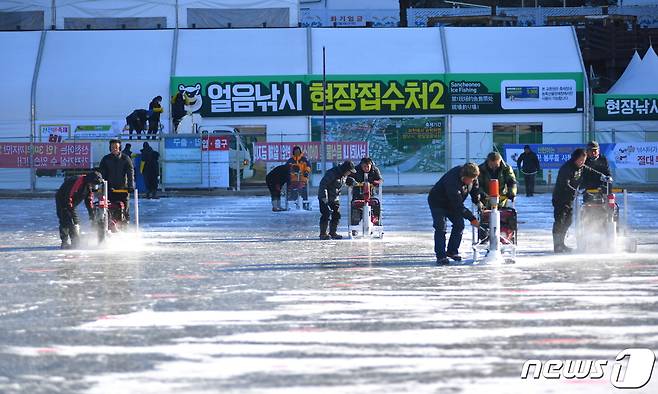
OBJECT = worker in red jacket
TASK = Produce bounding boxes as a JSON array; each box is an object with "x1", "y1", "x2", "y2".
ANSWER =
[{"x1": 55, "y1": 171, "x2": 104, "y2": 249}]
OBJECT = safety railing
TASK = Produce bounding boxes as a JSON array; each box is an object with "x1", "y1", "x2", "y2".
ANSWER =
[{"x1": 3, "y1": 129, "x2": 658, "y2": 190}]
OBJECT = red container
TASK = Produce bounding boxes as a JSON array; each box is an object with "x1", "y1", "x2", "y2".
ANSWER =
[{"x1": 488, "y1": 179, "x2": 499, "y2": 198}]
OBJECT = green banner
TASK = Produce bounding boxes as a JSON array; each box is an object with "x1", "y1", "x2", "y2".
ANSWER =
[
  {"x1": 171, "y1": 72, "x2": 584, "y2": 118},
  {"x1": 593, "y1": 94, "x2": 658, "y2": 121},
  {"x1": 311, "y1": 116, "x2": 446, "y2": 173}
]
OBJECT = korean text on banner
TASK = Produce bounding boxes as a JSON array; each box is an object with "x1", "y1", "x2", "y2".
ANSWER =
[
  {"x1": 253, "y1": 142, "x2": 368, "y2": 162},
  {"x1": 0, "y1": 142, "x2": 92, "y2": 169}
]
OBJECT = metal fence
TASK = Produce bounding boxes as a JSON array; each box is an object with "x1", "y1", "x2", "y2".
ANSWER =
[{"x1": 2, "y1": 128, "x2": 658, "y2": 191}]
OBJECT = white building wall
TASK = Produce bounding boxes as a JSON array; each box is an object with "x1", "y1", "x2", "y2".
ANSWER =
[
  {"x1": 176, "y1": 28, "x2": 308, "y2": 143},
  {"x1": 178, "y1": 0, "x2": 300, "y2": 28},
  {"x1": 0, "y1": 26, "x2": 589, "y2": 188},
  {"x1": 177, "y1": 28, "x2": 307, "y2": 76},
  {"x1": 444, "y1": 26, "x2": 582, "y2": 73},
  {"x1": 37, "y1": 30, "x2": 173, "y2": 122},
  {"x1": 0, "y1": 0, "x2": 299, "y2": 29},
  {"x1": 0, "y1": 31, "x2": 41, "y2": 138},
  {"x1": 450, "y1": 113, "x2": 584, "y2": 163},
  {"x1": 311, "y1": 27, "x2": 444, "y2": 74},
  {"x1": 301, "y1": 0, "x2": 398, "y2": 10},
  {"x1": 55, "y1": 0, "x2": 177, "y2": 28},
  {"x1": 0, "y1": 32, "x2": 41, "y2": 190}
]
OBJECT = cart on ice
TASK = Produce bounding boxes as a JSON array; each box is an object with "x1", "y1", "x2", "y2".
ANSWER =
[
  {"x1": 347, "y1": 174, "x2": 383, "y2": 239},
  {"x1": 92, "y1": 180, "x2": 139, "y2": 243},
  {"x1": 574, "y1": 178, "x2": 637, "y2": 254}
]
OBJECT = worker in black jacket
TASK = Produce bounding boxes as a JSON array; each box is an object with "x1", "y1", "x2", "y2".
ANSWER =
[
  {"x1": 140, "y1": 142, "x2": 160, "y2": 199},
  {"x1": 266, "y1": 164, "x2": 290, "y2": 212},
  {"x1": 55, "y1": 171, "x2": 104, "y2": 249},
  {"x1": 516, "y1": 145, "x2": 541, "y2": 197},
  {"x1": 582, "y1": 140, "x2": 612, "y2": 200},
  {"x1": 552, "y1": 148, "x2": 587, "y2": 254},
  {"x1": 147, "y1": 96, "x2": 163, "y2": 140},
  {"x1": 99, "y1": 139, "x2": 135, "y2": 221},
  {"x1": 171, "y1": 91, "x2": 188, "y2": 133},
  {"x1": 126, "y1": 109, "x2": 149, "y2": 140},
  {"x1": 318, "y1": 160, "x2": 357, "y2": 240},
  {"x1": 428, "y1": 163, "x2": 481, "y2": 265}
]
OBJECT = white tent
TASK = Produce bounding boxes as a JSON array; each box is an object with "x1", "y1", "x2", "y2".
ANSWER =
[
  {"x1": 607, "y1": 50, "x2": 641, "y2": 94},
  {"x1": 0, "y1": 26, "x2": 586, "y2": 189},
  {"x1": 596, "y1": 46, "x2": 658, "y2": 184},
  {"x1": 608, "y1": 47, "x2": 658, "y2": 94}
]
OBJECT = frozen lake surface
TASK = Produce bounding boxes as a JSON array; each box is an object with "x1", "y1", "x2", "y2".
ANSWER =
[{"x1": 1, "y1": 192, "x2": 657, "y2": 393}]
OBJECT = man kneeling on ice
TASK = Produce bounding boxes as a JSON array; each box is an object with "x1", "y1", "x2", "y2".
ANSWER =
[
  {"x1": 55, "y1": 171, "x2": 104, "y2": 249},
  {"x1": 428, "y1": 163, "x2": 481, "y2": 265}
]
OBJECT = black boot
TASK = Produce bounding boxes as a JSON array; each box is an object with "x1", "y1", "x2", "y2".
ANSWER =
[
  {"x1": 59, "y1": 227, "x2": 71, "y2": 249},
  {"x1": 554, "y1": 244, "x2": 573, "y2": 254},
  {"x1": 69, "y1": 225, "x2": 81, "y2": 249},
  {"x1": 329, "y1": 223, "x2": 342, "y2": 240},
  {"x1": 320, "y1": 221, "x2": 330, "y2": 240},
  {"x1": 553, "y1": 230, "x2": 567, "y2": 254}
]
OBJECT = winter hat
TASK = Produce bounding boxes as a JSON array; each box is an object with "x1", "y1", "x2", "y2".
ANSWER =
[
  {"x1": 339, "y1": 160, "x2": 356, "y2": 174},
  {"x1": 85, "y1": 171, "x2": 103, "y2": 185},
  {"x1": 586, "y1": 140, "x2": 599, "y2": 149}
]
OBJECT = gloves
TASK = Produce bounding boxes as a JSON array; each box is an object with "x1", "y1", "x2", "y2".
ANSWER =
[
  {"x1": 345, "y1": 177, "x2": 355, "y2": 187},
  {"x1": 470, "y1": 219, "x2": 480, "y2": 227},
  {"x1": 506, "y1": 193, "x2": 515, "y2": 201},
  {"x1": 600, "y1": 175, "x2": 613, "y2": 183}
]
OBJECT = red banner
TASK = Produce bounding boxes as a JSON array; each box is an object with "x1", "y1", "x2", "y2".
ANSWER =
[
  {"x1": 0, "y1": 142, "x2": 92, "y2": 169},
  {"x1": 202, "y1": 135, "x2": 229, "y2": 151},
  {"x1": 253, "y1": 141, "x2": 368, "y2": 162}
]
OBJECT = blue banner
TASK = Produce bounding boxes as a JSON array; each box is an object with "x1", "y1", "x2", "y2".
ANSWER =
[
  {"x1": 164, "y1": 136, "x2": 202, "y2": 149},
  {"x1": 503, "y1": 143, "x2": 614, "y2": 169}
]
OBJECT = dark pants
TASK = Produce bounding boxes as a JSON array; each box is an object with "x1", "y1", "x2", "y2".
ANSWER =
[
  {"x1": 144, "y1": 172, "x2": 158, "y2": 197},
  {"x1": 173, "y1": 117, "x2": 182, "y2": 132},
  {"x1": 319, "y1": 199, "x2": 341, "y2": 235},
  {"x1": 126, "y1": 117, "x2": 144, "y2": 140},
  {"x1": 523, "y1": 173, "x2": 536, "y2": 196},
  {"x1": 55, "y1": 198, "x2": 80, "y2": 246},
  {"x1": 148, "y1": 120, "x2": 158, "y2": 140},
  {"x1": 288, "y1": 183, "x2": 308, "y2": 201},
  {"x1": 267, "y1": 181, "x2": 282, "y2": 200},
  {"x1": 109, "y1": 190, "x2": 130, "y2": 222},
  {"x1": 552, "y1": 203, "x2": 573, "y2": 250},
  {"x1": 430, "y1": 205, "x2": 464, "y2": 259}
]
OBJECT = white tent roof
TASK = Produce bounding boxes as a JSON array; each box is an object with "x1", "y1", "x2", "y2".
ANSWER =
[
  {"x1": 607, "y1": 46, "x2": 658, "y2": 94},
  {"x1": 607, "y1": 50, "x2": 641, "y2": 94}
]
